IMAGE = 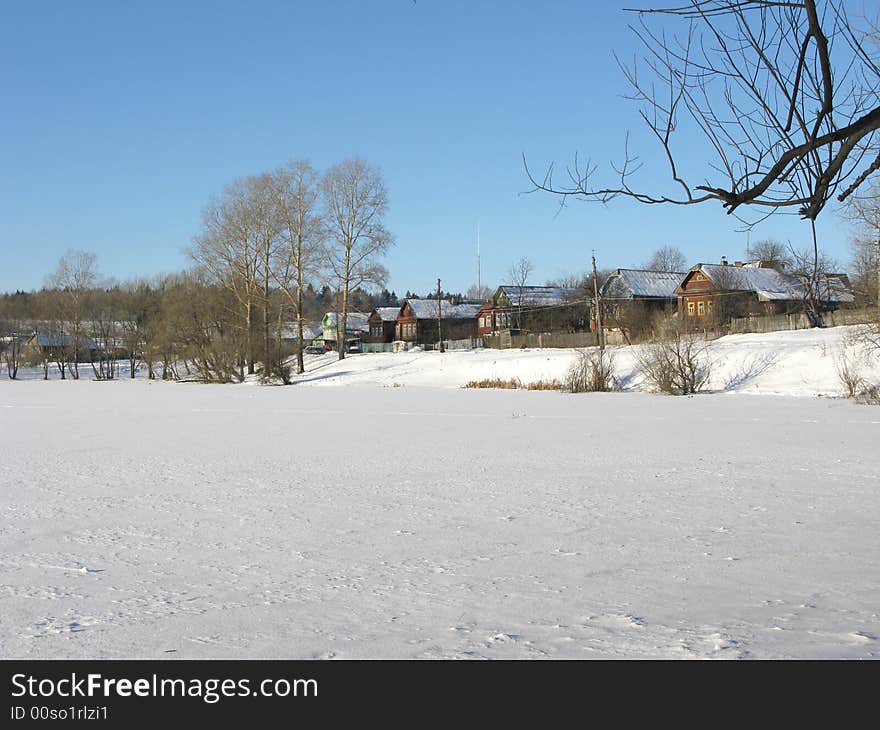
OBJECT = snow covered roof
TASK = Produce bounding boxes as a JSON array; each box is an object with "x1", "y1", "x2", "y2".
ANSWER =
[
  {"x1": 323, "y1": 312, "x2": 371, "y2": 332},
  {"x1": 496, "y1": 286, "x2": 579, "y2": 307},
  {"x1": 404, "y1": 299, "x2": 482, "y2": 320},
  {"x1": 695, "y1": 264, "x2": 803, "y2": 301},
  {"x1": 372, "y1": 306, "x2": 401, "y2": 322},
  {"x1": 280, "y1": 324, "x2": 321, "y2": 341},
  {"x1": 692, "y1": 264, "x2": 854, "y2": 304},
  {"x1": 814, "y1": 274, "x2": 855, "y2": 304},
  {"x1": 30, "y1": 333, "x2": 97, "y2": 349},
  {"x1": 601, "y1": 269, "x2": 686, "y2": 300}
]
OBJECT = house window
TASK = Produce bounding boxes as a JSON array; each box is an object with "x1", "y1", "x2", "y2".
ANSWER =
[
  {"x1": 687, "y1": 301, "x2": 695, "y2": 316},
  {"x1": 698, "y1": 301, "x2": 705, "y2": 316},
  {"x1": 708, "y1": 300, "x2": 714, "y2": 314}
]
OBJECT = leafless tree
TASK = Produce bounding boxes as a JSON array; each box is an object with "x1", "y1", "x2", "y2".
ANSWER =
[
  {"x1": 46, "y1": 250, "x2": 98, "y2": 379},
  {"x1": 507, "y1": 256, "x2": 535, "y2": 329},
  {"x1": 466, "y1": 283, "x2": 494, "y2": 301},
  {"x1": 745, "y1": 238, "x2": 792, "y2": 269},
  {"x1": 270, "y1": 161, "x2": 325, "y2": 374},
  {"x1": 323, "y1": 158, "x2": 393, "y2": 361},
  {"x1": 527, "y1": 1, "x2": 880, "y2": 312},
  {"x1": 644, "y1": 245, "x2": 686, "y2": 272},
  {"x1": 190, "y1": 178, "x2": 262, "y2": 378},
  {"x1": 845, "y1": 178, "x2": 880, "y2": 307},
  {"x1": 0, "y1": 295, "x2": 32, "y2": 380}
]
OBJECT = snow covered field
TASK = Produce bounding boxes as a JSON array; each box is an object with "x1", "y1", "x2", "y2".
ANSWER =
[
  {"x1": 2, "y1": 326, "x2": 879, "y2": 659},
  {"x1": 288, "y1": 325, "x2": 880, "y2": 397}
]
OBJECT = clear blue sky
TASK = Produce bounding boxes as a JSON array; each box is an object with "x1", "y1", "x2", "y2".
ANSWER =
[{"x1": 0, "y1": 0, "x2": 857, "y2": 296}]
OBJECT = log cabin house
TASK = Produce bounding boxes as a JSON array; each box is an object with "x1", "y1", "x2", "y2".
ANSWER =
[
  {"x1": 676, "y1": 261, "x2": 853, "y2": 324},
  {"x1": 366, "y1": 307, "x2": 401, "y2": 344},
  {"x1": 395, "y1": 299, "x2": 481, "y2": 346},
  {"x1": 599, "y1": 269, "x2": 686, "y2": 339},
  {"x1": 481, "y1": 286, "x2": 582, "y2": 336}
]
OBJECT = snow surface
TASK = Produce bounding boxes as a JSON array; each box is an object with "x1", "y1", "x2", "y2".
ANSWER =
[
  {"x1": 1, "y1": 325, "x2": 879, "y2": 659},
  {"x1": 290, "y1": 325, "x2": 879, "y2": 397}
]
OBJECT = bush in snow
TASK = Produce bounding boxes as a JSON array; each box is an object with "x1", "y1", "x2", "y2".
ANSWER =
[
  {"x1": 565, "y1": 348, "x2": 617, "y2": 393},
  {"x1": 637, "y1": 321, "x2": 710, "y2": 395},
  {"x1": 835, "y1": 345, "x2": 866, "y2": 398}
]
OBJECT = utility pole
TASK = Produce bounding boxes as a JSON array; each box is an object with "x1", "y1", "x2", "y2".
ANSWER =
[
  {"x1": 592, "y1": 252, "x2": 604, "y2": 351},
  {"x1": 437, "y1": 278, "x2": 444, "y2": 353}
]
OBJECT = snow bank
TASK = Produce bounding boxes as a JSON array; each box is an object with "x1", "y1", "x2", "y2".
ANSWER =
[{"x1": 288, "y1": 325, "x2": 879, "y2": 398}]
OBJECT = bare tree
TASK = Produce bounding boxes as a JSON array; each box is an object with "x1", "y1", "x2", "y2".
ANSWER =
[
  {"x1": 270, "y1": 161, "x2": 324, "y2": 374},
  {"x1": 466, "y1": 283, "x2": 494, "y2": 301},
  {"x1": 507, "y1": 257, "x2": 535, "y2": 330},
  {"x1": 323, "y1": 158, "x2": 393, "y2": 361},
  {"x1": 845, "y1": 178, "x2": 880, "y2": 308},
  {"x1": 745, "y1": 239, "x2": 792, "y2": 269},
  {"x1": 644, "y1": 245, "x2": 686, "y2": 272},
  {"x1": 190, "y1": 179, "x2": 261, "y2": 378},
  {"x1": 527, "y1": 1, "x2": 880, "y2": 312},
  {"x1": 46, "y1": 250, "x2": 98, "y2": 379}
]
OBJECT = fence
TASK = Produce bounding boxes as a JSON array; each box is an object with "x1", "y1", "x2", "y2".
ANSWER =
[
  {"x1": 483, "y1": 331, "x2": 606, "y2": 349},
  {"x1": 729, "y1": 307, "x2": 878, "y2": 335},
  {"x1": 423, "y1": 338, "x2": 483, "y2": 351}
]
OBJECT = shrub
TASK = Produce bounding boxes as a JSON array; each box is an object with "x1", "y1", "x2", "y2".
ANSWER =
[
  {"x1": 637, "y1": 322, "x2": 710, "y2": 395},
  {"x1": 835, "y1": 346, "x2": 866, "y2": 398},
  {"x1": 565, "y1": 348, "x2": 617, "y2": 393}
]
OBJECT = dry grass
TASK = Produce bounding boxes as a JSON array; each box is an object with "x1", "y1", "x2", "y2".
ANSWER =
[
  {"x1": 463, "y1": 377, "x2": 564, "y2": 391},
  {"x1": 464, "y1": 378, "x2": 521, "y2": 389},
  {"x1": 524, "y1": 379, "x2": 564, "y2": 391}
]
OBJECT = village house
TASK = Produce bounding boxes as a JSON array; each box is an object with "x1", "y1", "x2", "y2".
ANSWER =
[
  {"x1": 676, "y1": 261, "x2": 854, "y2": 324},
  {"x1": 320, "y1": 312, "x2": 371, "y2": 351},
  {"x1": 481, "y1": 286, "x2": 583, "y2": 336},
  {"x1": 367, "y1": 307, "x2": 401, "y2": 343},
  {"x1": 279, "y1": 324, "x2": 321, "y2": 355},
  {"x1": 599, "y1": 269, "x2": 686, "y2": 339},
  {"x1": 395, "y1": 299, "x2": 481, "y2": 347}
]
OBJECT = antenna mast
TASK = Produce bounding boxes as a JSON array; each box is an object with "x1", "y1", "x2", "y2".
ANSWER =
[{"x1": 477, "y1": 222, "x2": 481, "y2": 294}]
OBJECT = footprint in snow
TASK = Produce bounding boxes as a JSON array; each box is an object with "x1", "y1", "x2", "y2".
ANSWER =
[{"x1": 847, "y1": 631, "x2": 876, "y2": 643}]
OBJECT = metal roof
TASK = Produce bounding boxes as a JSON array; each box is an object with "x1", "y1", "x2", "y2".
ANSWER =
[
  {"x1": 601, "y1": 269, "x2": 686, "y2": 300},
  {"x1": 372, "y1": 306, "x2": 401, "y2": 322},
  {"x1": 323, "y1": 312, "x2": 371, "y2": 332},
  {"x1": 404, "y1": 299, "x2": 482, "y2": 320},
  {"x1": 693, "y1": 265, "x2": 854, "y2": 303},
  {"x1": 496, "y1": 286, "x2": 578, "y2": 307}
]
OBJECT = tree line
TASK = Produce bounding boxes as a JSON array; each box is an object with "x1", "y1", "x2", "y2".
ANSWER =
[{"x1": 0, "y1": 157, "x2": 395, "y2": 382}]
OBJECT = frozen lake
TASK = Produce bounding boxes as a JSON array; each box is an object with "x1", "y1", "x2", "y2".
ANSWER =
[{"x1": 1, "y1": 380, "x2": 879, "y2": 658}]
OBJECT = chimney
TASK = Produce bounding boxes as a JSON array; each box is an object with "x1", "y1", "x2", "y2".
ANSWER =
[{"x1": 721, "y1": 256, "x2": 728, "y2": 266}]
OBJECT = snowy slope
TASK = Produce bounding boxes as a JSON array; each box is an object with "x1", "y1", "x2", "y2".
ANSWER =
[{"x1": 290, "y1": 325, "x2": 879, "y2": 397}]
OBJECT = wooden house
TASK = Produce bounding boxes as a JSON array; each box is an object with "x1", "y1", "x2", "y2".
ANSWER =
[
  {"x1": 483, "y1": 286, "x2": 582, "y2": 336},
  {"x1": 676, "y1": 262, "x2": 854, "y2": 324},
  {"x1": 395, "y1": 299, "x2": 481, "y2": 346},
  {"x1": 599, "y1": 269, "x2": 686, "y2": 338},
  {"x1": 367, "y1": 307, "x2": 401, "y2": 343},
  {"x1": 321, "y1": 312, "x2": 371, "y2": 351}
]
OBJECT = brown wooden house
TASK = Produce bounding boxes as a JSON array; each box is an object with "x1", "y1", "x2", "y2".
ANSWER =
[
  {"x1": 482, "y1": 286, "x2": 583, "y2": 336},
  {"x1": 599, "y1": 268, "x2": 686, "y2": 339},
  {"x1": 395, "y1": 299, "x2": 481, "y2": 346},
  {"x1": 676, "y1": 262, "x2": 853, "y2": 324},
  {"x1": 367, "y1": 307, "x2": 401, "y2": 343}
]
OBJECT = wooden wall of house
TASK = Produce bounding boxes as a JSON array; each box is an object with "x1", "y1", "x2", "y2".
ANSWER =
[{"x1": 415, "y1": 318, "x2": 477, "y2": 344}]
